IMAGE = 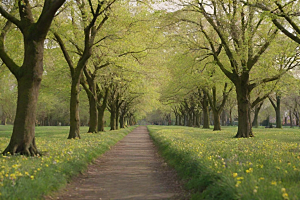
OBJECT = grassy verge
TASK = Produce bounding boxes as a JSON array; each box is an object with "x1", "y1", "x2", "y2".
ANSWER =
[
  {"x1": 148, "y1": 125, "x2": 300, "y2": 200},
  {"x1": 0, "y1": 125, "x2": 136, "y2": 200}
]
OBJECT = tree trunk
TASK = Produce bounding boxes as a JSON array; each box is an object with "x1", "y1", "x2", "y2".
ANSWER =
[
  {"x1": 229, "y1": 109, "x2": 233, "y2": 126},
  {"x1": 87, "y1": 95, "x2": 98, "y2": 133},
  {"x1": 98, "y1": 106, "x2": 105, "y2": 132},
  {"x1": 3, "y1": 76, "x2": 41, "y2": 155},
  {"x1": 188, "y1": 112, "x2": 193, "y2": 127},
  {"x1": 202, "y1": 92, "x2": 210, "y2": 129},
  {"x1": 192, "y1": 111, "x2": 197, "y2": 127},
  {"x1": 196, "y1": 112, "x2": 201, "y2": 128},
  {"x1": 120, "y1": 114, "x2": 125, "y2": 128},
  {"x1": 252, "y1": 102, "x2": 263, "y2": 128},
  {"x1": 235, "y1": 85, "x2": 253, "y2": 138},
  {"x1": 213, "y1": 111, "x2": 221, "y2": 131},
  {"x1": 1, "y1": 114, "x2": 6, "y2": 125},
  {"x1": 221, "y1": 111, "x2": 226, "y2": 126},
  {"x1": 290, "y1": 109, "x2": 293, "y2": 128},
  {"x1": 175, "y1": 114, "x2": 178, "y2": 125},
  {"x1": 275, "y1": 96, "x2": 282, "y2": 128},
  {"x1": 110, "y1": 105, "x2": 117, "y2": 130},
  {"x1": 116, "y1": 104, "x2": 120, "y2": 130},
  {"x1": 68, "y1": 79, "x2": 81, "y2": 139}
]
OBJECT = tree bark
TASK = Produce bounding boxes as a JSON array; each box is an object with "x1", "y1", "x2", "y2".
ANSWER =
[
  {"x1": 269, "y1": 95, "x2": 282, "y2": 128},
  {"x1": 195, "y1": 112, "x2": 200, "y2": 127},
  {"x1": 98, "y1": 106, "x2": 105, "y2": 132},
  {"x1": 116, "y1": 101, "x2": 120, "y2": 130},
  {"x1": 252, "y1": 102, "x2": 263, "y2": 128},
  {"x1": 188, "y1": 112, "x2": 193, "y2": 127},
  {"x1": 213, "y1": 111, "x2": 221, "y2": 131},
  {"x1": 3, "y1": 76, "x2": 41, "y2": 155},
  {"x1": 1, "y1": 114, "x2": 6, "y2": 125},
  {"x1": 97, "y1": 87, "x2": 109, "y2": 132},
  {"x1": 120, "y1": 114, "x2": 125, "y2": 128},
  {"x1": 221, "y1": 111, "x2": 226, "y2": 126},
  {"x1": 289, "y1": 109, "x2": 294, "y2": 128},
  {"x1": 110, "y1": 105, "x2": 117, "y2": 130},
  {"x1": 202, "y1": 93, "x2": 210, "y2": 129},
  {"x1": 87, "y1": 95, "x2": 98, "y2": 133},
  {"x1": 68, "y1": 79, "x2": 81, "y2": 139},
  {"x1": 178, "y1": 115, "x2": 182, "y2": 125},
  {"x1": 175, "y1": 114, "x2": 178, "y2": 125},
  {"x1": 235, "y1": 85, "x2": 253, "y2": 138}
]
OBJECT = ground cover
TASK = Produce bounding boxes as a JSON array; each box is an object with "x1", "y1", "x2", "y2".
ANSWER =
[
  {"x1": 148, "y1": 125, "x2": 300, "y2": 200},
  {"x1": 0, "y1": 125, "x2": 136, "y2": 200}
]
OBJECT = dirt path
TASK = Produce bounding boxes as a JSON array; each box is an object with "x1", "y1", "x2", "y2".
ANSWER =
[{"x1": 45, "y1": 126, "x2": 188, "y2": 200}]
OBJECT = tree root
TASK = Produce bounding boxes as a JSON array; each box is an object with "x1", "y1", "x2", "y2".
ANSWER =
[{"x1": 2, "y1": 141, "x2": 41, "y2": 157}]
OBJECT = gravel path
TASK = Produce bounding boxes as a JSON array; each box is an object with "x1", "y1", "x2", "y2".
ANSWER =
[{"x1": 45, "y1": 126, "x2": 188, "y2": 200}]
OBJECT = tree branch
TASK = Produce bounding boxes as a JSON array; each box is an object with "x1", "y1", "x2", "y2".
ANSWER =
[
  {"x1": 53, "y1": 32, "x2": 75, "y2": 76},
  {"x1": 0, "y1": 6, "x2": 22, "y2": 29},
  {"x1": 0, "y1": 21, "x2": 20, "y2": 78}
]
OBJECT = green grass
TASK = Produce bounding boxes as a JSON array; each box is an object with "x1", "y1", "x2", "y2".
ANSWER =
[
  {"x1": 148, "y1": 125, "x2": 300, "y2": 200},
  {"x1": 0, "y1": 125, "x2": 136, "y2": 200}
]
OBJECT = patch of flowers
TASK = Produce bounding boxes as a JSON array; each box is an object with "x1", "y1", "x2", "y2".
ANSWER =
[{"x1": 149, "y1": 125, "x2": 300, "y2": 199}]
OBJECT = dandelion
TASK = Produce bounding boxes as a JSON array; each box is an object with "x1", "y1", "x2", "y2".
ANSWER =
[
  {"x1": 282, "y1": 192, "x2": 289, "y2": 200},
  {"x1": 246, "y1": 168, "x2": 253, "y2": 173},
  {"x1": 30, "y1": 175, "x2": 34, "y2": 180},
  {"x1": 232, "y1": 173, "x2": 238, "y2": 178},
  {"x1": 271, "y1": 181, "x2": 277, "y2": 185}
]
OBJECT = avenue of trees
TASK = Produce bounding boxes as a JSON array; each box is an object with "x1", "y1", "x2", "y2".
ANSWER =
[{"x1": 0, "y1": 0, "x2": 299, "y2": 155}]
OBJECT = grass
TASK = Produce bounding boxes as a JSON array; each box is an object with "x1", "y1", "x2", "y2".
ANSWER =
[
  {"x1": 0, "y1": 125, "x2": 136, "y2": 200},
  {"x1": 148, "y1": 125, "x2": 300, "y2": 200}
]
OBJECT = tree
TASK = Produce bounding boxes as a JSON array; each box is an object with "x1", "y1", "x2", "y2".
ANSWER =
[
  {"x1": 178, "y1": 1, "x2": 297, "y2": 137},
  {"x1": 0, "y1": 0, "x2": 66, "y2": 155},
  {"x1": 54, "y1": 0, "x2": 113, "y2": 138},
  {"x1": 81, "y1": 60, "x2": 109, "y2": 133},
  {"x1": 205, "y1": 83, "x2": 232, "y2": 131},
  {"x1": 268, "y1": 93, "x2": 282, "y2": 128}
]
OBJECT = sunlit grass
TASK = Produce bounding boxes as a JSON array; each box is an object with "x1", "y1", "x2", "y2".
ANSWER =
[
  {"x1": 148, "y1": 125, "x2": 300, "y2": 200},
  {"x1": 0, "y1": 125, "x2": 136, "y2": 200}
]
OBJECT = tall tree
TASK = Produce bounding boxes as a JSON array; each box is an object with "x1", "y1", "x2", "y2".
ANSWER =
[
  {"x1": 205, "y1": 83, "x2": 232, "y2": 131},
  {"x1": 54, "y1": 0, "x2": 113, "y2": 138},
  {"x1": 179, "y1": 1, "x2": 296, "y2": 137},
  {"x1": 81, "y1": 61, "x2": 109, "y2": 133},
  {"x1": 0, "y1": 0, "x2": 66, "y2": 155}
]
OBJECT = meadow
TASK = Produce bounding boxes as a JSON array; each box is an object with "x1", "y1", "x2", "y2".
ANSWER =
[
  {"x1": 148, "y1": 125, "x2": 300, "y2": 200},
  {"x1": 0, "y1": 125, "x2": 136, "y2": 200}
]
